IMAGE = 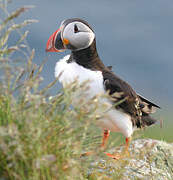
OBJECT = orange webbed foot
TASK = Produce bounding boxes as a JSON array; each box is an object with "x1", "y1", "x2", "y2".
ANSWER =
[
  {"x1": 104, "y1": 152, "x2": 122, "y2": 160},
  {"x1": 104, "y1": 137, "x2": 131, "y2": 160}
]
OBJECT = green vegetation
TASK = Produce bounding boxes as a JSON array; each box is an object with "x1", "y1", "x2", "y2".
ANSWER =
[
  {"x1": 0, "y1": 3, "x2": 111, "y2": 179},
  {"x1": 0, "y1": 2, "x2": 172, "y2": 179}
]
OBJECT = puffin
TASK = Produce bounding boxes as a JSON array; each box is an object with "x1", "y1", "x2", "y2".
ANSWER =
[{"x1": 46, "y1": 18, "x2": 160, "y2": 159}]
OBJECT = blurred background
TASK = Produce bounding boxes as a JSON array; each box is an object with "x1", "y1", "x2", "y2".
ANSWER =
[{"x1": 7, "y1": 0, "x2": 173, "y2": 141}]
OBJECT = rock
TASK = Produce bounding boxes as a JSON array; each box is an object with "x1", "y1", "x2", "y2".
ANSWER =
[{"x1": 88, "y1": 139, "x2": 173, "y2": 179}]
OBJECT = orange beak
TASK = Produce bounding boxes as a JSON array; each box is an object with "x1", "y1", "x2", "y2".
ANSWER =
[{"x1": 46, "y1": 28, "x2": 65, "y2": 52}]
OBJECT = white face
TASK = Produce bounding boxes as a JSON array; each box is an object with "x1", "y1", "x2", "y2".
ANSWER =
[{"x1": 62, "y1": 21, "x2": 95, "y2": 51}]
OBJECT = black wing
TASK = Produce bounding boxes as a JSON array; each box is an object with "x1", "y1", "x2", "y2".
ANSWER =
[
  {"x1": 103, "y1": 70, "x2": 140, "y2": 115},
  {"x1": 138, "y1": 94, "x2": 160, "y2": 114},
  {"x1": 103, "y1": 70, "x2": 160, "y2": 127}
]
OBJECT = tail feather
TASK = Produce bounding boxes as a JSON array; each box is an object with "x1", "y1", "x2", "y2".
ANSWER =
[{"x1": 141, "y1": 115, "x2": 157, "y2": 127}]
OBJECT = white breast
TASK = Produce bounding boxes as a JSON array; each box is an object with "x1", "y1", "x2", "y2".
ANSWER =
[
  {"x1": 55, "y1": 55, "x2": 105, "y2": 98},
  {"x1": 55, "y1": 55, "x2": 133, "y2": 138}
]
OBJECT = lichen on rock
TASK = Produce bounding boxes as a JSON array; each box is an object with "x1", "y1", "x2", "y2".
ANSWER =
[{"x1": 88, "y1": 139, "x2": 173, "y2": 179}]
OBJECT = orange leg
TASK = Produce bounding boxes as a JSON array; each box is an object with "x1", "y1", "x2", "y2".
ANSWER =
[
  {"x1": 101, "y1": 130, "x2": 110, "y2": 148},
  {"x1": 124, "y1": 137, "x2": 131, "y2": 157},
  {"x1": 105, "y1": 137, "x2": 131, "y2": 160},
  {"x1": 125, "y1": 137, "x2": 131, "y2": 151},
  {"x1": 81, "y1": 130, "x2": 110, "y2": 157}
]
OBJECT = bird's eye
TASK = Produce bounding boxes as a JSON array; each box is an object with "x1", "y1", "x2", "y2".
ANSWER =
[{"x1": 74, "y1": 24, "x2": 79, "y2": 33}]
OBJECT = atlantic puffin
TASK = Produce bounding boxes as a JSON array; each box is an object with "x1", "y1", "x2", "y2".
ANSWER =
[{"x1": 46, "y1": 18, "x2": 160, "y2": 159}]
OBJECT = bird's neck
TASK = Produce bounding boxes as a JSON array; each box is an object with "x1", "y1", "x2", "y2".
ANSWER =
[{"x1": 70, "y1": 40, "x2": 106, "y2": 71}]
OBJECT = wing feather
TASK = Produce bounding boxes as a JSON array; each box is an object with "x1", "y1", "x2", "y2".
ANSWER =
[
  {"x1": 102, "y1": 70, "x2": 160, "y2": 127},
  {"x1": 138, "y1": 94, "x2": 160, "y2": 114}
]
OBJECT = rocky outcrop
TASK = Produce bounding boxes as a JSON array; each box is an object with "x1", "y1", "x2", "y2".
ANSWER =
[{"x1": 89, "y1": 139, "x2": 173, "y2": 179}]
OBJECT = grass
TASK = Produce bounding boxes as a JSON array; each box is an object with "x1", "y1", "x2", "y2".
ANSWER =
[
  {"x1": 0, "y1": 1, "x2": 172, "y2": 179},
  {"x1": 0, "y1": 3, "x2": 111, "y2": 179}
]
